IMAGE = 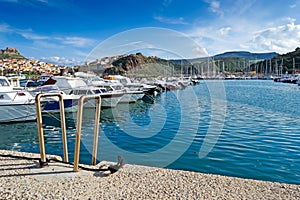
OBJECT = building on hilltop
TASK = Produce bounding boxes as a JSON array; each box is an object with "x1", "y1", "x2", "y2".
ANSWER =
[{"x1": 0, "y1": 47, "x2": 20, "y2": 56}]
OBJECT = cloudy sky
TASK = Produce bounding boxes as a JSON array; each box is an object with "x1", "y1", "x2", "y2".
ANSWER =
[{"x1": 0, "y1": 0, "x2": 299, "y2": 65}]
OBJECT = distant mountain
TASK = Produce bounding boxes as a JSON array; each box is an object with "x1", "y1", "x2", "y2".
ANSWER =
[
  {"x1": 213, "y1": 51, "x2": 279, "y2": 60},
  {"x1": 170, "y1": 51, "x2": 279, "y2": 64},
  {"x1": 170, "y1": 51, "x2": 279, "y2": 65},
  {"x1": 85, "y1": 49, "x2": 300, "y2": 76}
]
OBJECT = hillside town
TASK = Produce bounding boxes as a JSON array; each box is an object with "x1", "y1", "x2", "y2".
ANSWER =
[{"x1": 0, "y1": 47, "x2": 66, "y2": 77}]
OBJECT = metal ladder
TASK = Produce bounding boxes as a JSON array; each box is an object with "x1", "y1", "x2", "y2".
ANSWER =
[{"x1": 35, "y1": 93, "x2": 101, "y2": 172}]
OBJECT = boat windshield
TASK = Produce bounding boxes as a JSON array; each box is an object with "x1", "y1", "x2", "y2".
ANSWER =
[
  {"x1": 93, "y1": 88, "x2": 107, "y2": 94},
  {"x1": 93, "y1": 89, "x2": 101, "y2": 94},
  {"x1": 0, "y1": 79, "x2": 10, "y2": 87},
  {"x1": 71, "y1": 89, "x2": 94, "y2": 95},
  {"x1": 111, "y1": 85, "x2": 123, "y2": 90}
]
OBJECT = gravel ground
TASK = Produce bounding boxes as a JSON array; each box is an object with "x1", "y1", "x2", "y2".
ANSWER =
[{"x1": 0, "y1": 150, "x2": 300, "y2": 199}]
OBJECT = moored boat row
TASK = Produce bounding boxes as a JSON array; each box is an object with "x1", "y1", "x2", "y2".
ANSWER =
[{"x1": 0, "y1": 74, "x2": 199, "y2": 123}]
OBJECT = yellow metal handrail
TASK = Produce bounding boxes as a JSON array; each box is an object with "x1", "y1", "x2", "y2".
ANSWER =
[
  {"x1": 73, "y1": 94, "x2": 101, "y2": 172},
  {"x1": 35, "y1": 93, "x2": 68, "y2": 166}
]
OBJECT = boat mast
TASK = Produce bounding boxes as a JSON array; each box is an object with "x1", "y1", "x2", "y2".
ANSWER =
[
  {"x1": 265, "y1": 59, "x2": 268, "y2": 75},
  {"x1": 269, "y1": 59, "x2": 272, "y2": 75},
  {"x1": 275, "y1": 59, "x2": 278, "y2": 77},
  {"x1": 180, "y1": 60, "x2": 182, "y2": 78},
  {"x1": 222, "y1": 61, "x2": 225, "y2": 73},
  {"x1": 212, "y1": 57, "x2": 215, "y2": 78},
  {"x1": 280, "y1": 58, "x2": 283, "y2": 76},
  {"x1": 293, "y1": 57, "x2": 295, "y2": 75},
  {"x1": 207, "y1": 57, "x2": 210, "y2": 78}
]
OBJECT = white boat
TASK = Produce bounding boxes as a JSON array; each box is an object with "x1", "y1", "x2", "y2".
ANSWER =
[
  {"x1": 46, "y1": 76, "x2": 88, "y2": 94},
  {"x1": 0, "y1": 76, "x2": 36, "y2": 123},
  {"x1": 91, "y1": 79, "x2": 144, "y2": 103},
  {"x1": 119, "y1": 89, "x2": 144, "y2": 103},
  {"x1": 105, "y1": 75, "x2": 158, "y2": 96},
  {"x1": 69, "y1": 86, "x2": 123, "y2": 108},
  {"x1": 30, "y1": 85, "x2": 80, "y2": 113},
  {"x1": 75, "y1": 73, "x2": 144, "y2": 103}
]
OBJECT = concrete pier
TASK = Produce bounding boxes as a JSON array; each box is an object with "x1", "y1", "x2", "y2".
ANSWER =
[{"x1": 0, "y1": 150, "x2": 299, "y2": 199}]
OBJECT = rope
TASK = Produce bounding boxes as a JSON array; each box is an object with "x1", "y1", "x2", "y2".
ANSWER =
[{"x1": 0, "y1": 154, "x2": 124, "y2": 174}]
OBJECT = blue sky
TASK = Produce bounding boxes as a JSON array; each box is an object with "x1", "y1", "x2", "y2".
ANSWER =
[{"x1": 0, "y1": 0, "x2": 300, "y2": 65}]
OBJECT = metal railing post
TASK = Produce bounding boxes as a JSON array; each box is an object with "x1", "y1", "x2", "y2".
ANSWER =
[
  {"x1": 35, "y1": 93, "x2": 68, "y2": 166},
  {"x1": 73, "y1": 94, "x2": 101, "y2": 172}
]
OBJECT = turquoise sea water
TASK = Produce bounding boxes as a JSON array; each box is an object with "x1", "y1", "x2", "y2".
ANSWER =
[{"x1": 1, "y1": 80, "x2": 300, "y2": 184}]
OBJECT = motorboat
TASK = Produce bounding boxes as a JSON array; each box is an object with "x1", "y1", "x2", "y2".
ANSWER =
[
  {"x1": 0, "y1": 76, "x2": 36, "y2": 123},
  {"x1": 90, "y1": 78, "x2": 144, "y2": 103},
  {"x1": 69, "y1": 86, "x2": 123, "y2": 108},
  {"x1": 43, "y1": 75, "x2": 88, "y2": 94},
  {"x1": 104, "y1": 75, "x2": 158, "y2": 96},
  {"x1": 30, "y1": 85, "x2": 80, "y2": 113},
  {"x1": 75, "y1": 73, "x2": 144, "y2": 103}
]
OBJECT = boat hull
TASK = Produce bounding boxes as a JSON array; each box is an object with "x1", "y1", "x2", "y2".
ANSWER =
[
  {"x1": 119, "y1": 91, "x2": 144, "y2": 103},
  {"x1": 42, "y1": 98, "x2": 79, "y2": 113},
  {"x1": 0, "y1": 103, "x2": 36, "y2": 123},
  {"x1": 80, "y1": 93, "x2": 123, "y2": 108}
]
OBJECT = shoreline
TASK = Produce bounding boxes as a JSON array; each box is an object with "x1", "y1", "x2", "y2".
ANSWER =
[{"x1": 0, "y1": 150, "x2": 300, "y2": 199}]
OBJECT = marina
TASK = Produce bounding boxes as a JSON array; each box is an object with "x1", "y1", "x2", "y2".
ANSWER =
[
  {"x1": 2, "y1": 0, "x2": 300, "y2": 198},
  {"x1": 1, "y1": 79, "x2": 300, "y2": 185}
]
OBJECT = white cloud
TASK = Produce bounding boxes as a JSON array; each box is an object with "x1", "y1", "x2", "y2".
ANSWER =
[
  {"x1": 19, "y1": 32, "x2": 50, "y2": 40},
  {"x1": 219, "y1": 27, "x2": 231, "y2": 36},
  {"x1": 0, "y1": 23, "x2": 94, "y2": 65},
  {"x1": 192, "y1": 46, "x2": 208, "y2": 56},
  {"x1": 40, "y1": 56, "x2": 83, "y2": 66},
  {"x1": 187, "y1": 19, "x2": 300, "y2": 55},
  {"x1": 0, "y1": 23, "x2": 95, "y2": 48},
  {"x1": 248, "y1": 21, "x2": 300, "y2": 53},
  {"x1": 187, "y1": 0, "x2": 300, "y2": 55},
  {"x1": 154, "y1": 16, "x2": 188, "y2": 25},
  {"x1": 187, "y1": 25, "x2": 242, "y2": 55},
  {"x1": 0, "y1": 23, "x2": 12, "y2": 33},
  {"x1": 205, "y1": 0, "x2": 224, "y2": 17},
  {"x1": 210, "y1": 1, "x2": 220, "y2": 11},
  {"x1": 203, "y1": 0, "x2": 257, "y2": 20},
  {"x1": 61, "y1": 37, "x2": 95, "y2": 47},
  {"x1": 286, "y1": 17, "x2": 296, "y2": 24}
]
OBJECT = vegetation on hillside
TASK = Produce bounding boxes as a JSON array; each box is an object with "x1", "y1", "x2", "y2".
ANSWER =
[
  {"x1": 104, "y1": 53, "x2": 180, "y2": 77},
  {"x1": 170, "y1": 49, "x2": 300, "y2": 75},
  {"x1": 0, "y1": 54, "x2": 24, "y2": 60},
  {"x1": 249, "y1": 47, "x2": 300, "y2": 74}
]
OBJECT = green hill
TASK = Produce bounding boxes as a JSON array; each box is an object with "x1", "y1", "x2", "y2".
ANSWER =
[
  {"x1": 170, "y1": 51, "x2": 279, "y2": 74},
  {"x1": 92, "y1": 49, "x2": 300, "y2": 76},
  {"x1": 249, "y1": 47, "x2": 300, "y2": 74},
  {"x1": 104, "y1": 53, "x2": 179, "y2": 77}
]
